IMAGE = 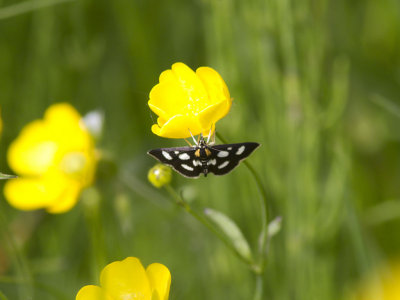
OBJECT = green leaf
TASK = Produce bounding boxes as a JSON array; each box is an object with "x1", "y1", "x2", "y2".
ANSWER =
[
  {"x1": 0, "y1": 0, "x2": 75, "y2": 20},
  {"x1": 0, "y1": 173, "x2": 17, "y2": 180},
  {"x1": 204, "y1": 208, "x2": 253, "y2": 262}
]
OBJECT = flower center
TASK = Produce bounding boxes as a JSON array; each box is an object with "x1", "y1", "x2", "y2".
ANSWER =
[
  {"x1": 186, "y1": 97, "x2": 204, "y2": 116},
  {"x1": 121, "y1": 292, "x2": 145, "y2": 300},
  {"x1": 60, "y1": 152, "x2": 87, "y2": 179}
]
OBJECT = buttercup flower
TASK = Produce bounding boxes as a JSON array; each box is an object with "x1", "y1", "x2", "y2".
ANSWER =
[
  {"x1": 349, "y1": 260, "x2": 400, "y2": 300},
  {"x1": 76, "y1": 257, "x2": 171, "y2": 300},
  {"x1": 148, "y1": 62, "x2": 232, "y2": 139},
  {"x1": 148, "y1": 164, "x2": 172, "y2": 188},
  {"x1": 4, "y1": 103, "x2": 98, "y2": 213}
]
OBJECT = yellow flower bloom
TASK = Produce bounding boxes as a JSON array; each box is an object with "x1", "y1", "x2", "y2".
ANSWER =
[
  {"x1": 148, "y1": 164, "x2": 172, "y2": 188},
  {"x1": 3, "y1": 103, "x2": 97, "y2": 213},
  {"x1": 148, "y1": 62, "x2": 232, "y2": 139},
  {"x1": 349, "y1": 260, "x2": 400, "y2": 300},
  {"x1": 76, "y1": 257, "x2": 171, "y2": 300}
]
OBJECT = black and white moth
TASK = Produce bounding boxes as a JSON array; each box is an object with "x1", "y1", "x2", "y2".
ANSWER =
[{"x1": 147, "y1": 135, "x2": 260, "y2": 178}]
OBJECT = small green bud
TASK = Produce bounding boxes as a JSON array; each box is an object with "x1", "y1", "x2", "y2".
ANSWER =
[{"x1": 148, "y1": 164, "x2": 172, "y2": 188}]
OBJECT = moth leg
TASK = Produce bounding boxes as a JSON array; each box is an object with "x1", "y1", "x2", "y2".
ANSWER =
[
  {"x1": 206, "y1": 126, "x2": 212, "y2": 144},
  {"x1": 184, "y1": 138, "x2": 193, "y2": 147}
]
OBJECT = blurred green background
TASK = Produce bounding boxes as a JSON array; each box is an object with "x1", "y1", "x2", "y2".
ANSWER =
[{"x1": 0, "y1": 0, "x2": 400, "y2": 299}]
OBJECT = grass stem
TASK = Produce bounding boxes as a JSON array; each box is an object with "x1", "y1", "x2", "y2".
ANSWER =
[{"x1": 164, "y1": 184, "x2": 255, "y2": 266}]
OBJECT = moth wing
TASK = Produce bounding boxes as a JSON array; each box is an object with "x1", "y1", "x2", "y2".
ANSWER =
[
  {"x1": 207, "y1": 142, "x2": 260, "y2": 176},
  {"x1": 147, "y1": 147, "x2": 203, "y2": 178}
]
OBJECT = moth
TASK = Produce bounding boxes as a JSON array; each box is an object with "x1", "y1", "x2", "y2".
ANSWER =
[{"x1": 147, "y1": 134, "x2": 260, "y2": 178}]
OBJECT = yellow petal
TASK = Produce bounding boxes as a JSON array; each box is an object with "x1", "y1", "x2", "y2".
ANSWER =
[
  {"x1": 196, "y1": 66, "x2": 231, "y2": 105},
  {"x1": 146, "y1": 263, "x2": 171, "y2": 300},
  {"x1": 100, "y1": 257, "x2": 152, "y2": 300},
  {"x1": 148, "y1": 80, "x2": 191, "y2": 118},
  {"x1": 170, "y1": 63, "x2": 211, "y2": 113},
  {"x1": 150, "y1": 290, "x2": 160, "y2": 300},
  {"x1": 59, "y1": 151, "x2": 97, "y2": 187},
  {"x1": 76, "y1": 285, "x2": 112, "y2": 300},
  {"x1": 148, "y1": 103, "x2": 169, "y2": 125},
  {"x1": 7, "y1": 120, "x2": 58, "y2": 176},
  {"x1": 197, "y1": 98, "x2": 232, "y2": 131},
  {"x1": 151, "y1": 115, "x2": 203, "y2": 139},
  {"x1": 158, "y1": 69, "x2": 175, "y2": 83},
  {"x1": 44, "y1": 103, "x2": 93, "y2": 154},
  {"x1": 3, "y1": 175, "x2": 61, "y2": 210},
  {"x1": 45, "y1": 103, "x2": 82, "y2": 129},
  {"x1": 149, "y1": 63, "x2": 209, "y2": 117},
  {"x1": 3, "y1": 174, "x2": 81, "y2": 213},
  {"x1": 170, "y1": 62, "x2": 197, "y2": 81},
  {"x1": 156, "y1": 117, "x2": 166, "y2": 128},
  {"x1": 46, "y1": 180, "x2": 81, "y2": 214},
  {"x1": 196, "y1": 66, "x2": 232, "y2": 129}
]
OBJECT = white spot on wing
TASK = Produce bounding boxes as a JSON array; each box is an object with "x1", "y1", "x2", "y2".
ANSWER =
[
  {"x1": 218, "y1": 161, "x2": 229, "y2": 169},
  {"x1": 179, "y1": 153, "x2": 190, "y2": 160},
  {"x1": 236, "y1": 145, "x2": 245, "y2": 155},
  {"x1": 227, "y1": 147, "x2": 232, "y2": 150},
  {"x1": 217, "y1": 151, "x2": 229, "y2": 158},
  {"x1": 207, "y1": 159, "x2": 216, "y2": 165},
  {"x1": 162, "y1": 151, "x2": 173, "y2": 160},
  {"x1": 193, "y1": 160, "x2": 201, "y2": 166},
  {"x1": 174, "y1": 151, "x2": 179, "y2": 154},
  {"x1": 181, "y1": 164, "x2": 194, "y2": 171}
]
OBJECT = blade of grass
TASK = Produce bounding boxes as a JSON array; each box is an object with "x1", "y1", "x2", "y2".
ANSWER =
[
  {"x1": 0, "y1": 0, "x2": 74, "y2": 20},
  {"x1": 370, "y1": 94, "x2": 400, "y2": 119}
]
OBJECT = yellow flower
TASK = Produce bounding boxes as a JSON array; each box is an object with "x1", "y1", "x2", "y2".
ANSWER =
[
  {"x1": 148, "y1": 164, "x2": 172, "y2": 188},
  {"x1": 349, "y1": 260, "x2": 400, "y2": 300},
  {"x1": 76, "y1": 257, "x2": 171, "y2": 300},
  {"x1": 3, "y1": 103, "x2": 97, "y2": 213},
  {"x1": 148, "y1": 62, "x2": 232, "y2": 139}
]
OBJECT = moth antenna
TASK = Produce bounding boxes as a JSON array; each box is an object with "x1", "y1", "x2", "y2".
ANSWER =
[
  {"x1": 188, "y1": 128, "x2": 198, "y2": 146},
  {"x1": 206, "y1": 126, "x2": 212, "y2": 144}
]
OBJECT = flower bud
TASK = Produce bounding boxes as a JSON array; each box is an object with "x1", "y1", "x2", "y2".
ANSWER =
[{"x1": 148, "y1": 164, "x2": 172, "y2": 188}]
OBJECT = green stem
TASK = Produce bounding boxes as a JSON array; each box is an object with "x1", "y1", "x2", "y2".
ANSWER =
[
  {"x1": 216, "y1": 132, "x2": 270, "y2": 295},
  {"x1": 253, "y1": 273, "x2": 263, "y2": 300},
  {"x1": 0, "y1": 208, "x2": 33, "y2": 300},
  {"x1": 164, "y1": 184, "x2": 254, "y2": 266},
  {"x1": 81, "y1": 188, "x2": 106, "y2": 279},
  {"x1": 242, "y1": 159, "x2": 270, "y2": 266}
]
